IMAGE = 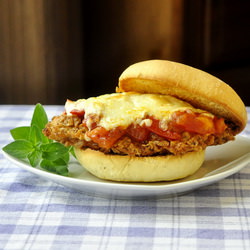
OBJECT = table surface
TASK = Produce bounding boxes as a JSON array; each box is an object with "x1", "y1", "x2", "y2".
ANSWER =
[{"x1": 1, "y1": 105, "x2": 250, "y2": 250}]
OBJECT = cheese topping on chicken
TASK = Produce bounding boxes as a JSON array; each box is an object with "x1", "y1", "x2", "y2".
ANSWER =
[{"x1": 65, "y1": 92, "x2": 213, "y2": 131}]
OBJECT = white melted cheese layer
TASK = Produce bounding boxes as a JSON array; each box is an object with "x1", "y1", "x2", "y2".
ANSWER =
[{"x1": 65, "y1": 92, "x2": 211, "y2": 130}]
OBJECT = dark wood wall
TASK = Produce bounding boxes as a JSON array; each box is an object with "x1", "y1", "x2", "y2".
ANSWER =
[
  {"x1": 0, "y1": 0, "x2": 249, "y2": 105},
  {"x1": 83, "y1": 0, "x2": 184, "y2": 98},
  {"x1": 183, "y1": 0, "x2": 250, "y2": 106},
  {"x1": 0, "y1": 0, "x2": 84, "y2": 104}
]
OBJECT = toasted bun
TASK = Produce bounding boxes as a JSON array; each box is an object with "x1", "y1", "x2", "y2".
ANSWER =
[
  {"x1": 117, "y1": 60, "x2": 247, "y2": 133},
  {"x1": 74, "y1": 147, "x2": 205, "y2": 182}
]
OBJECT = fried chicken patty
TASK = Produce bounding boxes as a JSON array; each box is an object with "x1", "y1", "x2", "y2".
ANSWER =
[{"x1": 43, "y1": 114, "x2": 234, "y2": 156}]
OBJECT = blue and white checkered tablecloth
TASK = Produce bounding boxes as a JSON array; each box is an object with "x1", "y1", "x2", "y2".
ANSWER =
[{"x1": 1, "y1": 105, "x2": 250, "y2": 250}]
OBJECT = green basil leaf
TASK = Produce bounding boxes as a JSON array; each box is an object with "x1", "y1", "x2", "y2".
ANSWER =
[
  {"x1": 69, "y1": 146, "x2": 76, "y2": 158},
  {"x1": 41, "y1": 142, "x2": 70, "y2": 162},
  {"x1": 29, "y1": 125, "x2": 42, "y2": 145},
  {"x1": 10, "y1": 126, "x2": 30, "y2": 140},
  {"x1": 42, "y1": 151, "x2": 61, "y2": 161},
  {"x1": 54, "y1": 164, "x2": 69, "y2": 176},
  {"x1": 28, "y1": 150, "x2": 42, "y2": 167},
  {"x1": 4, "y1": 104, "x2": 71, "y2": 177},
  {"x1": 40, "y1": 158, "x2": 69, "y2": 176},
  {"x1": 41, "y1": 142, "x2": 69, "y2": 154},
  {"x1": 30, "y1": 104, "x2": 50, "y2": 144},
  {"x1": 31, "y1": 103, "x2": 48, "y2": 131},
  {"x1": 61, "y1": 152, "x2": 70, "y2": 164},
  {"x1": 2, "y1": 140, "x2": 33, "y2": 159},
  {"x1": 41, "y1": 151, "x2": 70, "y2": 163}
]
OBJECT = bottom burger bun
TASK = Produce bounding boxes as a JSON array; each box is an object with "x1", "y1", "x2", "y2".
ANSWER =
[{"x1": 74, "y1": 148, "x2": 205, "y2": 182}]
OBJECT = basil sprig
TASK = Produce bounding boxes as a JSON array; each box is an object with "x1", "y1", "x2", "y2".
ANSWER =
[{"x1": 3, "y1": 104, "x2": 72, "y2": 176}]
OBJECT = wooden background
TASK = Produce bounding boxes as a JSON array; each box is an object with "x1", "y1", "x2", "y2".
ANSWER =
[
  {"x1": 0, "y1": 0, "x2": 249, "y2": 105},
  {"x1": 0, "y1": 0, "x2": 84, "y2": 104}
]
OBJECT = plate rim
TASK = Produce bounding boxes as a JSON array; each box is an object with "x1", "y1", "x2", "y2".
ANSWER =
[{"x1": 2, "y1": 135, "x2": 250, "y2": 193}]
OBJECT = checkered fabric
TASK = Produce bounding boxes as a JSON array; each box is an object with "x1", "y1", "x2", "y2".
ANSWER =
[{"x1": 1, "y1": 105, "x2": 250, "y2": 250}]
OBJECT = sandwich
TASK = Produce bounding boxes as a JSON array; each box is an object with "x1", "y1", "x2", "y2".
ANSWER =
[{"x1": 43, "y1": 60, "x2": 247, "y2": 182}]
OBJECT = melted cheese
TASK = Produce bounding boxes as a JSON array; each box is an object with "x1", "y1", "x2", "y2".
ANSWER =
[{"x1": 65, "y1": 92, "x2": 212, "y2": 130}]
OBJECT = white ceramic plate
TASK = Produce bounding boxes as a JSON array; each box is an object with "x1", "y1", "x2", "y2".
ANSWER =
[{"x1": 3, "y1": 136, "x2": 250, "y2": 199}]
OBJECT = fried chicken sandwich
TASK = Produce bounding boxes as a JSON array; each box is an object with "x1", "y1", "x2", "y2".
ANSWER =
[{"x1": 43, "y1": 60, "x2": 247, "y2": 182}]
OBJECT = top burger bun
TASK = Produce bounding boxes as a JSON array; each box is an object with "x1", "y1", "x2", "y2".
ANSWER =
[{"x1": 117, "y1": 60, "x2": 247, "y2": 133}]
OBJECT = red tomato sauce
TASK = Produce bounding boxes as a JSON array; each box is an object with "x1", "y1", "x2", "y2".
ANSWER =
[{"x1": 73, "y1": 109, "x2": 227, "y2": 149}]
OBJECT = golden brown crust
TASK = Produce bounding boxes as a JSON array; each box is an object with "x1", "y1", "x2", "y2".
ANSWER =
[
  {"x1": 74, "y1": 147, "x2": 205, "y2": 182},
  {"x1": 117, "y1": 60, "x2": 247, "y2": 133}
]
